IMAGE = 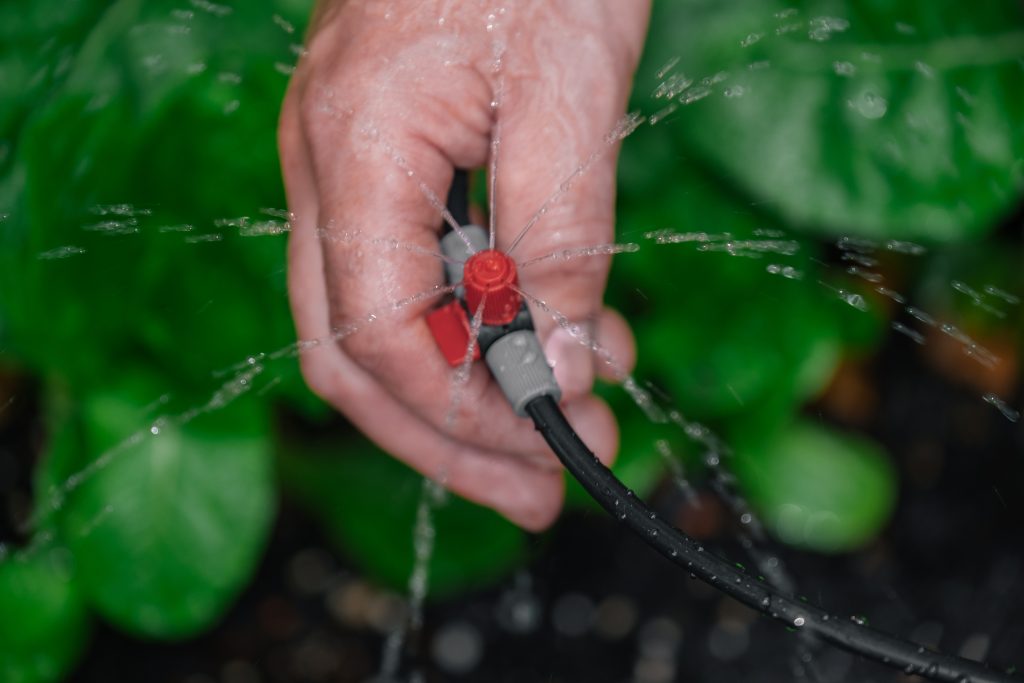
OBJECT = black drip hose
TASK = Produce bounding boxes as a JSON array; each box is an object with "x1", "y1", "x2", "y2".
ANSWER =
[
  {"x1": 439, "y1": 166, "x2": 1015, "y2": 681},
  {"x1": 445, "y1": 169, "x2": 471, "y2": 228},
  {"x1": 524, "y1": 394, "x2": 1016, "y2": 683}
]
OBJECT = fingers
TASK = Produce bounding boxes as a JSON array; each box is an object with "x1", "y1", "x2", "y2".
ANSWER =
[
  {"x1": 543, "y1": 306, "x2": 637, "y2": 396},
  {"x1": 282, "y1": 87, "x2": 626, "y2": 529},
  {"x1": 283, "y1": 103, "x2": 566, "y2": 530},
  {"x1": 593, "y1": 306, "x2": 638, "y2": 383},
  {"x1": 300, "y1": 335, "x2": 568, "y2": 532},
  {"x1": 293, "y1": 61, "x2": 569, "y2": 457},
  {"x1": 284, "y1": 60, "x2": 575, "y2": 509},
  {"x1": 279, "y1": 2, "x2": 653, "y2": 531}
]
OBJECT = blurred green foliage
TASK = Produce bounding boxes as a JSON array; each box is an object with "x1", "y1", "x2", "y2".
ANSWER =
[
  {"x1": 642, "y1": 0, "x2": 1024, "y2": 241},
  {"x1": 0, "y1": 548, "x2": 87, "y2": 683},
  {"x1": 279, "y1": 440, "x2": 525, "y2": 597},
  {"x1": 1, "y1": 0, "x2": 1022, "y2": 680},
  {"x1": 53, "y1": 372, "x2": 274, "y2": 638}
]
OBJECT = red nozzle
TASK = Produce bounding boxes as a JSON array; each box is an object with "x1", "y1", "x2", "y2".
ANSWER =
[{"x1": 462, "y1": 249, "x2": 521, "y2": 326}]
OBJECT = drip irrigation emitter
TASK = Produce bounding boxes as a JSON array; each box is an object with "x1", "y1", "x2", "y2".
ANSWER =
[{"x1": 424, "y1": 170, "x2": 1018, "y2": 683}]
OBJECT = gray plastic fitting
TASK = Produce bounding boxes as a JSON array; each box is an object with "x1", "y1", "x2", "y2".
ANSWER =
[
  {"x1": 441, "y1": 225, "x2": 489, "y2": 297},
  {"x1": 485, "y1": 330, "x2": 562, "y2": 416}
]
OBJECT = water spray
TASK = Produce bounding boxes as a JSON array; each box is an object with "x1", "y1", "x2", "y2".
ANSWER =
[{"x1": 425, "y1": 170, "x2": 1018, "y2": 683}]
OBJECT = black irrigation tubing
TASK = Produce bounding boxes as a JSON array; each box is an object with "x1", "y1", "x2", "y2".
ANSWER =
[
  {"x1": 443, "y1": 167, "x2": 1016, "y2": 681},
  {"x1": 701, "y1": 448, "x2": 826, "y2": 680},
  {"x1": 703, "y1": 447, "x2": 797, "y2": 594},
  {"x1": 524, "y1": 394, "x2": 1019, "y2": 683},
  {"x1": 445, "y1": 167, "x2": 471, "y2": 228}
]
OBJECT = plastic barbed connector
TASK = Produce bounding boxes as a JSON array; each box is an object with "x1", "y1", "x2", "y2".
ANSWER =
[
  {"x1": 431, "y1": 216, "x2": 558, "y2": 408},
  {"x1": 440, "y1": 226, "x2": 488, "y2": 299},
  {"x1": 485, "y1": 330, "x2": 561, "y2": 415}
]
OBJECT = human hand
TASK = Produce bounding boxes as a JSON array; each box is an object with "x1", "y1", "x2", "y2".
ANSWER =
[{"x1": 278, "y1": 0, "x2": 649, "y2": 530}]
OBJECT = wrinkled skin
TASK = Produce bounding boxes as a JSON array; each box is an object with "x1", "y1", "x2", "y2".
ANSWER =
[{"x1": 278, "y1": 0, "x2": 650, "y2": 530}]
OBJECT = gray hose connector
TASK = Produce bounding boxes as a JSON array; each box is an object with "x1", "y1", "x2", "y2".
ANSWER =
[
  {"x1": 441, "y1": 225, "x2": 488, "y2": 296},
  {"x1": 485, "y1": 330, "x2": 562, "y2": 416}
]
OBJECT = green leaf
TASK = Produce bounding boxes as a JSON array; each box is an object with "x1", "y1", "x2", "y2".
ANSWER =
[
  {"x1": 279, "y1": 438, "x2": 526, "y2": 598},
  {"x1": 732, "y1": 419, "x2": 896, "y2": 552},
  {"x1": 612, "y1": 149, "x2": 855, "y2": 421},
  {"x1": 0, "y1": 0, "x2": 302, "y2": 396},
  {"x1": 0, "y1": 547, "x2": 89, "y2": 683},
  {"x1": 641, "y1": 0, "x2": 1024, "y2": 241},
  {"x1": 56, "y1": 371, "x2": 274, "y2": 638}
]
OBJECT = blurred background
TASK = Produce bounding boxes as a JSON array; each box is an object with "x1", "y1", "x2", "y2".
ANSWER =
[{"x1": 1, "y1": 0, "x2": 1022, "y2": 681}]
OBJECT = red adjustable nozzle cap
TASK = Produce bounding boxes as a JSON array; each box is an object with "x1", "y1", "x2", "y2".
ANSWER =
[{"x1": 462, "y1": 249, "x2": 521, "y2": 326}]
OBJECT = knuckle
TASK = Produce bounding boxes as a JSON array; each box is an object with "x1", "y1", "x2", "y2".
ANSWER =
[
  {"x1": 339, "y1": 327, "x2": 389, "y2": 374},
  {"x1": 276, "y1": 117, "x2": 290, "y2": 155},
  {"x1": 565, "y1": 247, "x2": 611, "y2": 280},
  {"x1": 297, "y1": 353, "x2": 336, "y2": 403},
  {"x1": 296, "y1": 77, "x2": 358, "y2": 132},
  {"x1": 277, "y1": 87, "x2": 302, "y2": 152},
  {"x1": 297, "y1": 86, "x2": 328, "y2": 130},
  {"x1": 529, "y1": 242, "x2": 611, "y2": 284}
]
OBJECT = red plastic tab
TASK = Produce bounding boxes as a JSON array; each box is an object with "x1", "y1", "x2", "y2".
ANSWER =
[{"x1": 426, "y1": 299, "x2": 481, "y2": 367}]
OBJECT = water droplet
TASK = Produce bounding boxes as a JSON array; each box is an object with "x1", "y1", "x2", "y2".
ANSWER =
[
  {"x1": 891, "y1": 321, "x2": 925, "y2": 345},
  {"x1": 838, "y1": 290, "x2": 868, "y2": 311},
  {"x1": 679, "y1": 85, "x2": 711, "y2": 105},
  {"x1": 833, "y1": 61, "x2": 857, "y2": 77},
  {"x1": 740, "y1": 32, "x2": 763, "y2": 47},
  {"x1": 809, "y1": 16, "x2": 849, "y2": 41},
  {"x1": 849, "y1": 90, "x2": 888, "y2": 119},
  {"x1": 272, "y1": 13, "x2": 295, "y2": 34},
  {"x1": 38, "y1": 245, "x2": 87, "y2": 260},
  {"x1": 983, "y1": 285, "x2": 1019, "y2": 305},
  {"x1": 982, "y1": 393, "x2": 1020, "y2": 422}
]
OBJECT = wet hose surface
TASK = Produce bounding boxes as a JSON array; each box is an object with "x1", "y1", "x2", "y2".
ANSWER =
[{"x1": 524, "y1": 394, "x2": 1018, "y2": 683}]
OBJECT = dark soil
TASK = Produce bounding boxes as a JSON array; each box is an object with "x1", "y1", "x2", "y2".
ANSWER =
[{"x1": 55, "y1": 330, "x2": 1023, "y2": 683}]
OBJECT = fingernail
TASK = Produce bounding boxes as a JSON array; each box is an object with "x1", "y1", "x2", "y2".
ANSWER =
[{"x1": 544, "y1": 326, "x2": 595, "y2": 400}]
